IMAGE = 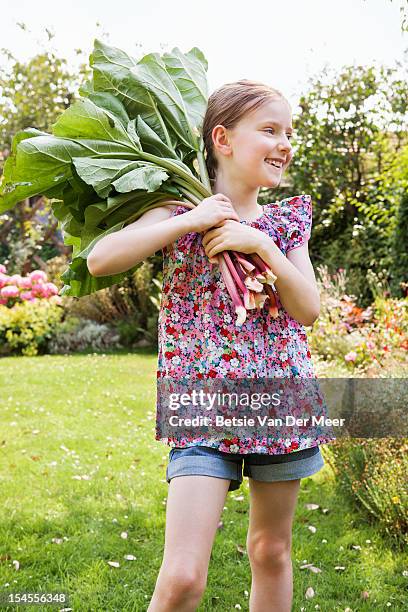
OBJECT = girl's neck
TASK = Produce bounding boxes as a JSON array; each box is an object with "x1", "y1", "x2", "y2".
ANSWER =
[{"x1": 212, "y1": 176, "x2": 262, "y2": 223}]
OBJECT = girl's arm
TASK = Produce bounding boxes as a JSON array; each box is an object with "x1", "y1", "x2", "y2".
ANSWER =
[
  {"x1": 87, "y1": 205, "x2": 190, "y2": 277},
  {"x1": 88, "y1": 193, "x2": 240, "y2": 277},
  {"x1": 257, "y1": 236, "x2": 320, "y2": 327}
]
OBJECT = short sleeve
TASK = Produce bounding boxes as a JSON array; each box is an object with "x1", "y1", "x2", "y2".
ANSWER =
[
  {"x1": 285, "y1": 194, "x2": 313, "y2": 253},
  {"x1": 161, "y1": 204, "x2": 186, "y2": 257}
]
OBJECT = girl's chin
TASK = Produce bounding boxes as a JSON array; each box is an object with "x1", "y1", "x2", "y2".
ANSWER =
[{"x1": 262, "y1": 175, "x2": 281, "y2": 188}]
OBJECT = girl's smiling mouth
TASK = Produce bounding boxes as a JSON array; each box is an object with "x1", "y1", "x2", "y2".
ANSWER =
[{"x1": 265, "y1": 158, "x2": 284, "y2": 169}]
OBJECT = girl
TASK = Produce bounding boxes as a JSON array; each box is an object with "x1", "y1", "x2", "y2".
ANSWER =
[{"x1": 88, "y1": 80, "x2": 336, "y2": 611}]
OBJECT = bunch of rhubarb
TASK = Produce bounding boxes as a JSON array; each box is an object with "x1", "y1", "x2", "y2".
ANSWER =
[
  {"x1": 0, "y1": 38, "x2": 278, "y2": 307},
  {"x1": 217, "y1": 250, "x2": 279, "y2": 326}
]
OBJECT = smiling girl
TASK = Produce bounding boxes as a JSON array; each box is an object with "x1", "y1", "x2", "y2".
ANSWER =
[{"x1": 88, "y1": 79, "x2": 335, "y2": 611}]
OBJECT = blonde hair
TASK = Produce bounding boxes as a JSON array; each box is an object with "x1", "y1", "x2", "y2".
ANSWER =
[{"x1": 202, "y1": 79, "x2": 290, "y2": 184}]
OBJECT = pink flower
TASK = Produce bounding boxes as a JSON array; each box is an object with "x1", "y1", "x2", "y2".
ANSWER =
[
  {"x1": 45, "y1": 282, "x2": 59, "y2": 295},
  {"x1": 0, "y1": 264, "x2": 7, "y2": 274},
  {"x1": 366, "y1": 341, "x2": 375, "y2": 350},
  {"x1": 345, "y1": 351, "x2": 357, "y2": 362},
  {"x1": 31, "y1": 283, "x2": 47, "y2": 297},
  {"x1": 0, "y1": 285, "x2": 20, "y2": 298},
  {"x1": 0, "y1": 297, "x2": 7, "y2": 305},
  {"x1": 9, "y1": 274, "x2": 23, "y2": 285},
  {"x1": 20, "y1": 291, "x2": 35, "y2": 301},
  {"x1": 18, "y1": 276, "x2": 33, "y2": 289},
  {"x1": 29, "y1": 270, "x2": 47, "y2": 283},
  {"x1": 0, "y1": 273, "x2": 9, "y2": 288}
]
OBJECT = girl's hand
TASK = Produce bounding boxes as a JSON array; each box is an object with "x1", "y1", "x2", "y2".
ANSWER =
[
  {"x1": 185, "y1": 193, "x2": 240, "y2": 233},
  {"x1": 202, "y1": 220, "x2": 266, "y2": 262}
]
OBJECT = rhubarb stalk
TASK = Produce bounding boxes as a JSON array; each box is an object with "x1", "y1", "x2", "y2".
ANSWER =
[
  {"x1": 263, "y1": 283, "x2": 279, "y2": 318},
  {"x1": 223, "y1": 251, "x2": 256, "y2": 310},
  {"x1": 217, "y1": 254, "x2": 247, "y2": 325}
]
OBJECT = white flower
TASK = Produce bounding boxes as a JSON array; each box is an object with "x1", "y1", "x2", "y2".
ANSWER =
[
  {"x1": 178, "y1": 272, "x2": 186, "y2": 281},
  {"x1": 171, "y1": 356, "x2": 181, "y2": 365},
  {"x1": 204, "y1": 291, "x2": 212, "y2": 300},
  {"x1": 171, "y1": 312, "x2": 180, "y2": 322},
  {"x1": 229, "y1": 445, "x2": 240, "y2": 453},
  {"x1": 203, "y1": 313, "x2": 212, "y2": 324},
  {"x1": 279, "y1": 351, "x2": 288, "y2": 361},
  {"x1": 230, "y1": 358, "x2": 240, "y2": 367},
  {"x1": 223, "y1": 313, "x2": 232, "y2": 323},
  {"x1": 204, "y1": 329, "x2": 211, "y2": 338}
]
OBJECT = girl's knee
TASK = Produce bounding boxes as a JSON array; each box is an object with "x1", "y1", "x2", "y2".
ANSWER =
[
  {"x1": 159, "y1": 561, "x2": 207, "y2": 604},
  {"x1": 247, "y1": 533, "x2": 292, "y2": 570}
]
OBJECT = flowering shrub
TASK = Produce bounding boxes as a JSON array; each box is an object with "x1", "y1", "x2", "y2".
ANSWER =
[
  {"x1": 309, "y1": 266, "x2": 408, "y2": 372},
  {"x1": 0, "y1": 299, "x2": 63, "y2": 356},
  {"x1": 0, "y1": 263, "x2": 62, "y2": 307}
]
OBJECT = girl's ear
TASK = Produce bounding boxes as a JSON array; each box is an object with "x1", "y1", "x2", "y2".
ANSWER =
[{"x1": 212, "y1": 125, "x2": 232, "y2": 157}]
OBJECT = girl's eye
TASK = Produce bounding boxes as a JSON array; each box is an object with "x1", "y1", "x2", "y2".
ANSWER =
[{"x1": 265, "y1": 128, "x2": 293, "y2": 139}]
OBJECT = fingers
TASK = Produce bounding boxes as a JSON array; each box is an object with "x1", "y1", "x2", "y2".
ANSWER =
[{"x1": 214, "y1": 193, "x2": 232, "y2": 203}]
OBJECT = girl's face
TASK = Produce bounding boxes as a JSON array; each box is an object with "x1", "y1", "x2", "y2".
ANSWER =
[{"x1": 218, "y1": 98, "x2": 294, "y2": 189}]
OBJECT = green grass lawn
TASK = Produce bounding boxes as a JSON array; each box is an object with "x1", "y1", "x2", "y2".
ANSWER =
[{"x1": 0, "y1": 352, "x2": 406, "y2": 611}]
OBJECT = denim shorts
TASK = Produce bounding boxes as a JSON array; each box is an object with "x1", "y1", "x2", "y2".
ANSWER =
[{"x1": 166, "y1": 444, "x2": 325, "y2": 491}]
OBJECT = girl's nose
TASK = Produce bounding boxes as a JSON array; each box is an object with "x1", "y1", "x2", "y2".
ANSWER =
[{"x1": 278, "y1": 136, "x2": 292, "y2": 154}]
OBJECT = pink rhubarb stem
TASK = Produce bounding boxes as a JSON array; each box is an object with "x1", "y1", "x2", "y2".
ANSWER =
[
  {"x1": 218, "y1": 253, "x2": 247, "y2": 326},
  {"x1": 247, "y1": 253, "x2": 277, "y2": 286},
  {"x1": 232, "y1": 251, "x2": 256, "y2": 272},
  {"x1": 263, "y1": 284, "x2": 279, "y2": 318},
  {"x1": 224, "y1": 251, "x2": 256, "y2": 310}
]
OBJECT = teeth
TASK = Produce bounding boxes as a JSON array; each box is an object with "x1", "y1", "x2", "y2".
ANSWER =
[{"x1": 265, "y1": 159, "x2": 283, "y2": 168}]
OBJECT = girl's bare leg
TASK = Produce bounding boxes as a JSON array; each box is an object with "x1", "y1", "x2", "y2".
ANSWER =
[
  {"x1": 246, "y1": 478, "x2": 301, "y2": 612},
  {"x1": 148, "y1": 475, "x2": 230, "y2": 612}
]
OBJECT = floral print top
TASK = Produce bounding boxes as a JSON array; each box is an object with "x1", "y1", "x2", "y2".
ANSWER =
[{"x1": 155, "y1": 194, "x2": 336, "y2": 454}]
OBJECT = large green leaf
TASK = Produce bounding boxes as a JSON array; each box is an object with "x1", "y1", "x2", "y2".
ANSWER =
[
  {"x1": 90, "y1": 39, "x2": 176, "y2": 148},
  {"x1": 112, "y1": 164, "x2": 169, "y2": 193},
  {"x1": 0, "y1": 131, "x2": 140, "y2": 212},
  {"x1": 0, "y1": 135, "x2": 85, "y2": 212},
  {"x1": 78, "y1": 83, "x2": 130, "y2": 127},
  {"x1": 72, "y1": 157, "x2": 140, "y2": 198},
  {"x1": 52, "y1": 98, "x2": 135, "y2": 149},
  {"x1": 135, "y1": 115, "x2": 178, "y2": 159},
  {"x1": 161, "y1": 46, "x2": 208, "y2": 136}
]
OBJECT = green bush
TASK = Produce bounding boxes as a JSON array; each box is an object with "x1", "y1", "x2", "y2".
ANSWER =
[
  {"x1": 0, "y1": 300, "x2": 63, "y2": 356},
  {"x1": 48, "y1": 316, "x2": 122, "y2": 354},
  {"x1": 326, "y1": 439, "x2": 408, "y2": 548}
]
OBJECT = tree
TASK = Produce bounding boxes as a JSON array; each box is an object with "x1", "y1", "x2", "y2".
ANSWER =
[{"x1": 273, "y1": 59, "x2": 408, "y2": 304}]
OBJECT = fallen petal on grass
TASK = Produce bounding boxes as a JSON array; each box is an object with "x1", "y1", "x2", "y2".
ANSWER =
[
  {"x1": 300, "y1": 563, "x2": 322, "y2": 574},
  {"x1": 305, "y1": 586, "x2": 315, "y2": 599}
]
